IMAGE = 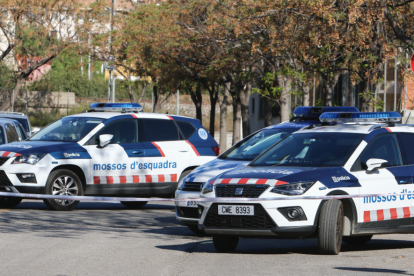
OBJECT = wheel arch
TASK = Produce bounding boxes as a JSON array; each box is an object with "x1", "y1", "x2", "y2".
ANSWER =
[
  {"x1": 314, "y1": 190, "x2": 358, "y2": 236},
  {"x1": 50, "y1": 165, "x2": 87, "y2": 192}
]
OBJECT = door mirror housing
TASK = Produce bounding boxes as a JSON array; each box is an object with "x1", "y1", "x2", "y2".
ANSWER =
[
  {"x1": 98, "y1": 134, "x2": 113, "y2": 148},
  {"x1": 366, "y1": 158, "x2": 388, "y2": 174}
]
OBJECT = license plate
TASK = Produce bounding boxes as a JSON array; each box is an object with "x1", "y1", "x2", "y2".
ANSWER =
[
  {"x1": 186, "y1": 201, "x2": 197, "y2": 208},
  {"x1": 218, "y1": 205, "x2": 254, "y2": 216}
]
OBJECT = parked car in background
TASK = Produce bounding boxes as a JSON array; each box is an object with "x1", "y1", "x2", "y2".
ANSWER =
[
  {"x1": 0, "y1": 119, "x2": 27, "y2": 144},
  {"x1": 0, "y1": 112, "x2": 32, "y2": 137}
]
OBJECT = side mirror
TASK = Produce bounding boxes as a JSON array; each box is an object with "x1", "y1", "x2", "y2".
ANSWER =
[
  {"x1": 366, "y1": 158, "x2": 388, "y2": 174},
  {"x1": 98, "y1": 134, "x2": 113, "y2": 148}
]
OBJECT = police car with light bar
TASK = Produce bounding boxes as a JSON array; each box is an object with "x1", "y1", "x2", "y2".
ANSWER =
[
  {"x1": 175, "y1": 106, "x2": 359, "y2": 234},
  {"x1": 198, "y1": 111, "x2": 414, "y2": 255},
  {"x1": 0, "y1": 103, "x2": 218, "y2": 211}
]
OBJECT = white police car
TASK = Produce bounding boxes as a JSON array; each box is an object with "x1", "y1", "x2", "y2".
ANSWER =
[
  {"x1": 0, "y1": 103, "x2": 218, "y2": 211},
  {"x1": 175, "y1": 106, "x2": 358, "y2": 234},
  {"x1": 198, "y1": 111, "x2": 414, "y2": 255}
]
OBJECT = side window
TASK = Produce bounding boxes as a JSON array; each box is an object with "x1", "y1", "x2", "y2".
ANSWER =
[
  {"x1": 397, "y1": 133, "x2": 414, "y2": 165},
  {"x1": 141, "y1": 119, "x2": 180, "y2": 142},
  {"x1": 9, "y1": 124, "x2": 20, "y2": 141},
  {"x1": 354, "y1": 134, "x2": 402, "y2": 171},
  {"x1": 176, "y1": 121, "x2": 196, "y2": 140},
  {"x1": 91, "y1": 119, "x2": 138, "y2": 145},
  {"x1": 5, "y1": 124, "x2": 17, "y2": 142},
  {"x1": 0, "y1": 127, "x2": 5, "y2": 144}
]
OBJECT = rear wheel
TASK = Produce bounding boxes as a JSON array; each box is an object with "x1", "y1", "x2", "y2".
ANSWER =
[
  {"x1": 318, "y1": 199, "x2": 344, "y2": 255},
  {"x1": 0, "y1": 197, "x2": 22, "y2": 208},
  {"x1": 213, "y1": 235, "x2": 239, "y2": 253},
  {"x1": 343, "y1": 235, "x2": 373, "y2": 245},
  {"x1": 121, "y1": 201, "x2": 148, "y2": 208},
  {"x1": 43, "y1": 169, "x2": 83, "y2": 211}
]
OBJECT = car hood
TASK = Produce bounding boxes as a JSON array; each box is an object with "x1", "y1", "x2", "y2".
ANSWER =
[
  {"x1": 0, "y1": 141, "x2": 90, "y2": 159},
  {"x1": 214, "y1": 166, "x2": 361, "y2": 189},
  {"x1": 185, "y1": 158, "x2": 250, "y2": 183}
]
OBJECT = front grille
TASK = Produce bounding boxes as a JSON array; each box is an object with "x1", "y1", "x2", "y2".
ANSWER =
[
  {"x1": 216, "y1": 184, "x2": 269, "y2": 198},
  {"x1": 204, "y1": 203, "x2": 277, "y2": 229},
  {"x1": 182, "y1": 182, "x2": 204, "y2": 192},
  {"x1": 0, "y1": 157, "x2": 9, "y2": 166},
  {"x1": 176, "y1": 207, "x2": 199, "y2": 218},
  {"x1": 0, "y1": 170, "x2": 13, "y2": 186}
]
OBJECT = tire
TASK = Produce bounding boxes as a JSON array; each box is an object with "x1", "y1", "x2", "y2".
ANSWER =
[
  {"x1": 318, "y1": 199, "x2": 344, "y2": 255},
  {"x1": 343, "y1": 235, "x2": 373, "y2": 245},
  {"x1": 43, "y1": 169, "x2": 83, "y2": 211},
  {"x1": 0, "y1": 197, "x2": 22, "y2": 208},
  {"x1": 188, "y1": 224, "x2": 205, "y2": 235},
  {"x1": 213, "y1": 235, "x2": 239, "y2": 253},
  {"x1": 121, "y1": 201, "x2": 148, "y2": 208}
]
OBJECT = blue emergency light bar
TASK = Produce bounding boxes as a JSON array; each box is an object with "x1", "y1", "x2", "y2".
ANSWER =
[
  {"x1": 90, "y1": 103, "x2": 142, "y2": 112},
  {"x1": 293, "y1": 106, "x2": 359, "y2": 118},
  {"x1": 319, "y1": 112, "x2": 401, "y2": 123}
]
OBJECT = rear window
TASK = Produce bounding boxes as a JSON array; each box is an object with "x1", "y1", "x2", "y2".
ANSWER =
[
  {"x1": 176, "y1": 121, "x2": 196, "y2": 139},
  {"x1": 141, "y1": 119, "x2": 180, "y2": 142}
]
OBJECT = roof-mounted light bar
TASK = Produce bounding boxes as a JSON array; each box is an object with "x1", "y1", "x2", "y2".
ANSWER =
[
  {"x1": 293, "y1": 106, "x2": 359, "y2": 118},
  {"x1": 89, "y1": 103, "x2": 142, "y2": 113},
  {"x1": 319, "y1": 112, "x2": 402, "y2": 123}
]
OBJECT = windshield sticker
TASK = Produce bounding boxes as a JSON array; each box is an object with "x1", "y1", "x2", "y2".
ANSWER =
[{"x1": 198, "y1": 128, "x2": 208, "y2": 140}]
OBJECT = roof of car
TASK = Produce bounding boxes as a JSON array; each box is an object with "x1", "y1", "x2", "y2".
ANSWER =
[
  {"x1": 295, "y1": 123, "x2": 414, "y2": 134},
  {"x1": 0, "y1": 118, "x2": 23, "y2": 126},
  {"x1": 268, "y1": 120, "x2": 321, "y2": 129},
  {"x1": 0, "y1": 114, "x2": 28, "y2": 118},
  {"x1": 69, "y1": 112, "x2": 198, "y2": 121}
]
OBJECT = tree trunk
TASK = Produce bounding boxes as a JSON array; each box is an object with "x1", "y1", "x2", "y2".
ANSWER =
[
  {"x1": 302, "y1": 81, "x2": 310, "y2": 106},
  {"x1": 0, "y1": 77, "x2": 24, "y2": 111},
  {"x1": 278, "y1": 75, "x2": 291, "y2": 122},
  {"x1": 154, "y1": 87, "x2": 175, "y2": 113},
  {"x1": 232, "y1": 94, "x2": 242, "y2": 145},
  {"x1": 189, "y1": 83, "x2": 202, "y2": 123},
  {"x1": 138, "y1": 81, "x2": 147, "y2": 103},
  {"x1": 323, "y1": 72, "x2": 341, "y2": 107},
  {"x1": 208, "y1": 83, "x2": 218, "y2": 137},
  {"x1": 153, "y1": 85, "x2": 158, "y2": 112},
  {"x1": 219, "y1": 82, "x2": 230, "y2": 151},
  {"x1": 239, "y1": 82, "x2": 251, "y2": 138},
  {"x1": 264, "y1": 97, "x2": 273, "y2": 127}
]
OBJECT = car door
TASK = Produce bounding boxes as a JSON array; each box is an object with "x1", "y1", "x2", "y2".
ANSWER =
[
  {"x1": 353, "y1": 133, "x2": 413, "y2": 229},
  {"x1": 84, "y1": 118, "x2": 145, "y2": 195},
  {"x1": 140, "y1": 118, "x2": 192, "y2": 183}
]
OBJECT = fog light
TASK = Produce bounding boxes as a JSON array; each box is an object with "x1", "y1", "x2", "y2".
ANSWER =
[
  {"x1": 278, "y1": 206, "x2": 307, "y2": 221},
  {"x1": 21, "y1": 174, "x2": 35, "y2": 179},
  {"x1": 5, "y1": 187, "x2": 11, "y2": 191},
  {"x1": 198, "y1": 206, "x2": 204, "y2": 218},
  {"x1": 16, "y1": 173, "x2": 37, "y2": 183},
  {"x1": 287, "y1": 208, "x2": 300, "y2": 219}
]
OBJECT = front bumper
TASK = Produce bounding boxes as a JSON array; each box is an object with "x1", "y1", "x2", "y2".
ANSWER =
[
  {"x1": 175, "y1": 189, "x2": 200, "y2": 224},
  {"x1": 200, "y1": 224, "x2": 317, "y2": 237}
]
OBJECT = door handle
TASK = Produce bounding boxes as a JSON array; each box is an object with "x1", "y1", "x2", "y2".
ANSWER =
[
  {"x1": 132, "y1": 150, "x2": 143, "y2": 154},
  {"x1": 179, "y1": 149, "x2": 189, "y2": 152}
]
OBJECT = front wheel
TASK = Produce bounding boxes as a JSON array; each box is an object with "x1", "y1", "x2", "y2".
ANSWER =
[
  {"x1": 0, "y1": 197, "x2": 22, "y2": 208},
  {"x1": 318, "y1": 199, "x2": 344, "y2": 255},
  {"x1": 213, "y1": 235, "x2": 239, "y2": 253},
  {"x1": 43, "y1": 169, "x2": 83, "y2": 211}
]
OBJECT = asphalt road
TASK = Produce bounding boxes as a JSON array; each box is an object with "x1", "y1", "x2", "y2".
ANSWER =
[{"x1": 1, "y1": 200, "x2": 414, "y2": 276}]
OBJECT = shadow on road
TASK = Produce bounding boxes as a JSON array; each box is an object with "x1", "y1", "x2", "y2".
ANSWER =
[
  {"x1": 335, "y1": 267, "x2": 414, "y2": 275},
  {"x1": 156, "y1": 237, "x2": 414, "y2": 255}
]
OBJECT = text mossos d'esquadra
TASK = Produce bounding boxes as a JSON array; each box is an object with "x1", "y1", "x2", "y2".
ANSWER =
[{"x1": 93, "y1": 161, "x2": 177, "y2": 171}]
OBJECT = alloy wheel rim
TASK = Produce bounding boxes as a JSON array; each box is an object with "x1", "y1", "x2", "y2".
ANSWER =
[{"x1": 52, "y1": 175, "x2": 78, "y2": 206}]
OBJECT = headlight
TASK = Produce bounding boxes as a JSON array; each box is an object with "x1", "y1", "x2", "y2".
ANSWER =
[
  {"x1": 12, "y1": 154, "x2": 47, "y2": 165},
  {"x1": 270, "y1": 181, "x2": 315, "y2": 196},
  {"x1": 201, "y1": 179, "x2": 215, "y2": 195}
]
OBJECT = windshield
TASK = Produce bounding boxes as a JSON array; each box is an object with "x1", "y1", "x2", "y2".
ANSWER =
[
  {"x1": 30, "y1": 117, "x2": 104, "y2": 142},
  {"x1": 1, "y1": 117, "x2": 29, "y2": 132},
  {"x1": 251, "y1": 132, "x2": 364, "y2": 167},
  {"x1": 223, "y1": 128, "x2": 297, "y2": 161}
]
